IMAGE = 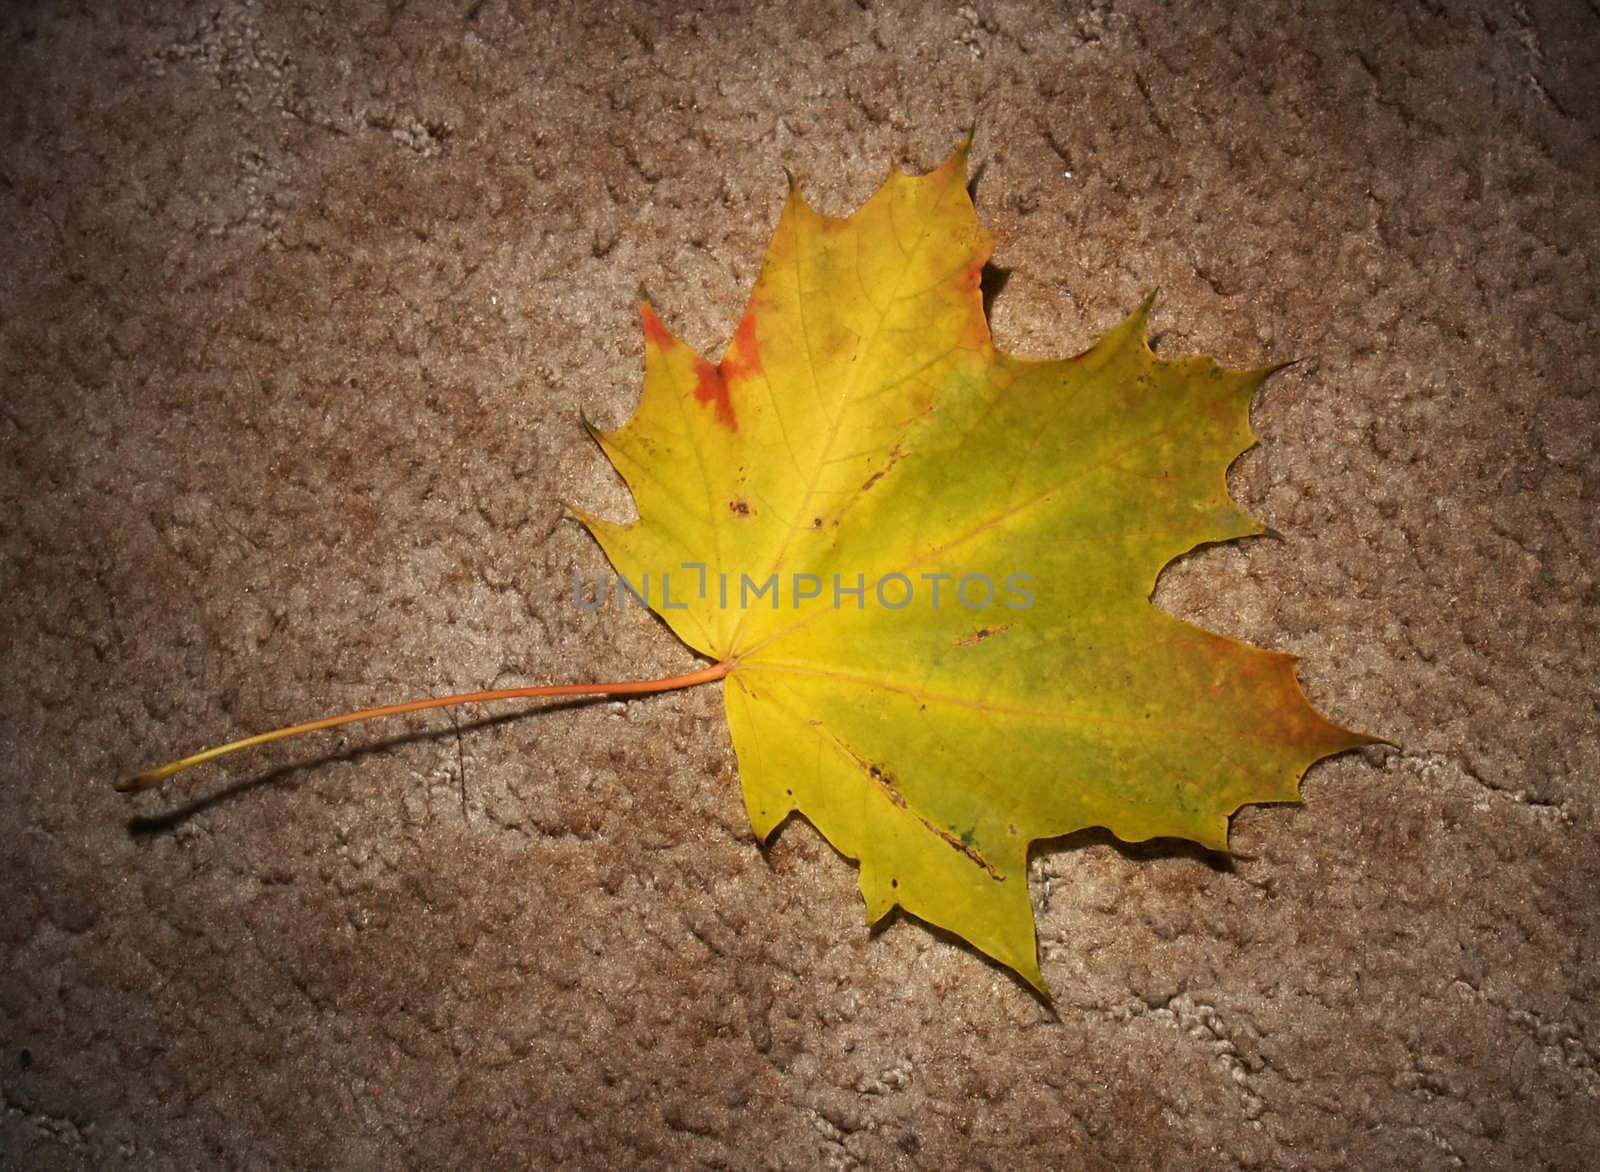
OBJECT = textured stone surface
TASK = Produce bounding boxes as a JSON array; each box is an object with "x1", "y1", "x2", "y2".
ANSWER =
[{"x1": 3, "y1": 1, "x2": 1596, "y2": 1167}]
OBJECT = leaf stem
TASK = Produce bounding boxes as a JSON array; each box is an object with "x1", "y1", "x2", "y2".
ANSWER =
[{"x1": 115, "y1": 660, "x2": 732, "y2": 793}]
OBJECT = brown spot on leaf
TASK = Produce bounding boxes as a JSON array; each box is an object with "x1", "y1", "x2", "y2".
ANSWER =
[
  {"x1": 865, "y1": 762, "x2": 1002, "y2": 881},
  {"x1": 730, "y1": 499, "x2": 754, "y2": 516},
  {"x1": 868, "y1": 764, "x2": 907, "y2": 808},
  {"x1": 955, "y1": 623, "x2": 1012, "y2": 648},
  {"x1": 859, "y1": 444, "x2": 907, "y2": 493}
]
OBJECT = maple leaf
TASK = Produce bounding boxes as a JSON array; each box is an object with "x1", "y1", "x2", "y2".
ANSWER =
[
  {"x1": 117, "y1": 138, "x2": 1373, "y2": 995},
  {"x1": 576, "y1": 139, "x2": 1373, "y2": 990}
]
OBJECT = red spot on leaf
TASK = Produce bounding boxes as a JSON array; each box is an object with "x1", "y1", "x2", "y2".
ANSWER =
[
  {"x1": 722, "y1": 308, "x2": 765, "y2": 383},
  {"x1": 693, "y1": 307, "x2": 764, "y2": 433},
  {"x1": 641, "y1": 303, "x2": 676, "y2": 352},
  {"x1": 693, "y1": 357, "x2": 738, "y2": 431},
  {"x1": 690, "y1": 307, "x2": 764, "y2": 433},
  {"x1": 644, "y1": 303, "x2": 738, "y2": 432},
  {"x1": 958, "y1": 257, "x2": 984, "y2": 294},
  {"x1": 958, "y1": 259, "x2": 990, "y2": 349}
]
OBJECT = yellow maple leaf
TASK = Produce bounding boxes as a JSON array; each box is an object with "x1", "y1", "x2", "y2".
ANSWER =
[
  {"x1": 577, "y1": 139, "x2": 1373, "y2": 990},
  {"x1": 120, "y1": 138, "x2": 1373, "y2": 994}
]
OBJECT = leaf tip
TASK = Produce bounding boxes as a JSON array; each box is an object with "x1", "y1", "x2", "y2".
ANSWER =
[
  {"x1": 991, "y1": 933, "x2": 1049, "y2": 997},
  {"x1": 951, "y1": 126, "x2": 976, "y2": 169},
  {"x1": 1329, "y1": 725, "x2": 1391, "y2": 756},
  {"x1": 1261, "y1": 356, "x2": 1306, "y2": 378},
  {"x1": 1199, "y1": 816, "x2": 1233, "y2": 854},
  {"x1": 1134, "y1": 288, "x2": 1160, "y2": 331},
  {"x1": 1019, "y1": 962, "x2": 1049, "y2": 998},
  {"x1": 640, "y1": 300, "x2": 675, "y2": 352}
]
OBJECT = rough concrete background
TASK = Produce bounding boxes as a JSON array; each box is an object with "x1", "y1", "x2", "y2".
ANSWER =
[{"x1": 3, "y1": 0, "x2": 1596, "y2": 1167}]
